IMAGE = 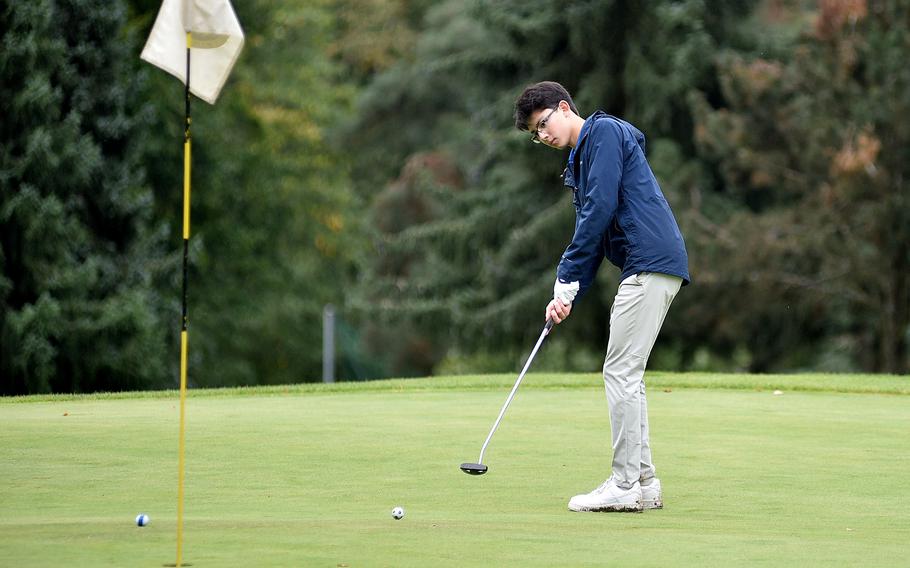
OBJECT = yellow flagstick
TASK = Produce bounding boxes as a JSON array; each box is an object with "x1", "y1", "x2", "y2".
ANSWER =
[
  {"x1": 176, "y1": 30, "x2": 192, "y2": 568},
  {"x1": 141, "y1": 6, "x2": 243, "y2": 563}
]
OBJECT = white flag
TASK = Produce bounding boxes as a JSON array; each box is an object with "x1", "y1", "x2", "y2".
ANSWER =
[{"x1": 141, "y1": 0, "x2": 244, "y2": 104}]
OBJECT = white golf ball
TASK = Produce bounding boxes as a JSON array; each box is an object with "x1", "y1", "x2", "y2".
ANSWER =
[
  {"x1": 391, "y1": 506, "x2": 405, "y2": 520},
  {"x1": 136, "y1": 513, "x2": 150, "y2": 527}
]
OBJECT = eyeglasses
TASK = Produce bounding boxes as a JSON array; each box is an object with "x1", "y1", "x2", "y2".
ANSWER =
[{"x1": 531, "y1": 107, "x2": 558, "y2": 144}]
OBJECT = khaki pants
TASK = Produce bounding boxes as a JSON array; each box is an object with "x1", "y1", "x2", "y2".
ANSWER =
[{"x1": 603, "y1": 272, "x2": 682, "y2": 489}]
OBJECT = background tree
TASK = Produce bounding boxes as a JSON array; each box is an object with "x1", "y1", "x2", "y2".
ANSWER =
[
  {"x1": 2, "y1": 0, "x2": 367, "y2": 394},
  {"x1": 1, "y1": 0, "x2": 170, "y2": 394},
  {"x1": 690, "y1": 0, "x2": 910, "y2": 373},
  {"x1": 132, "y1": 0, "x2": 365, "y2": 386}
]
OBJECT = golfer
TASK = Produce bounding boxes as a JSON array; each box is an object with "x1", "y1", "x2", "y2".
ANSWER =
[{"x1": 514, "y1": 81, "x2": 690, "y2": 512}]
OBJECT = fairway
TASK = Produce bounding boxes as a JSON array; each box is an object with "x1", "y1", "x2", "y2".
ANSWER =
[{"x1": 2, "y1": 373, "x2": 909, "y2": 567}]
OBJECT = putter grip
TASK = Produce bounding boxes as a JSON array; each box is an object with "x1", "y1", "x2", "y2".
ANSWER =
[{"x1": 544, "y1": 319, "x2": 554, "y2": 332}]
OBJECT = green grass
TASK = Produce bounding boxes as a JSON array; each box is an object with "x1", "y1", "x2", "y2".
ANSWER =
[{"x1": 2, "y1": 373, "x2": 909, "y2": 567}]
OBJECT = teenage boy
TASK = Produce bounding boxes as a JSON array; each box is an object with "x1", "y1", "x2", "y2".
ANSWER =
[{"x1": 513, "y1": 81, "x2": 690, "y2": 512}]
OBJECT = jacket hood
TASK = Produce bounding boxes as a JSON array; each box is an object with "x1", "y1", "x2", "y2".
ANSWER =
[{"x1": 580, "y1": 111, "x2": 647, "y2": 153}]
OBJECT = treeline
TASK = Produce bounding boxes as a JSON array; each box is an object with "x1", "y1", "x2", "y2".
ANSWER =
[{"x1": 1, "y1": 0, "x2": 907, "y2": 395}]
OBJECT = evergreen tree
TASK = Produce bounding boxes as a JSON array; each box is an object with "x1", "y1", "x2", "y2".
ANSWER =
[{"x1": 1, "y1": 0, "x2": 169, "y2": 394}]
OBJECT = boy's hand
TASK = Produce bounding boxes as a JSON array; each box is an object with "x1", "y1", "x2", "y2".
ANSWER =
[{"x1": 546, "y1": 298, "x2": 572, "y2": 324}]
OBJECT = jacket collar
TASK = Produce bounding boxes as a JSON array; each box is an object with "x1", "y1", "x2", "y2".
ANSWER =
[
  {"x1": 564, "y1": 111, "x2": 607, "y2": 187},
  {"x1": 572, "y1": 110, "x2": 606, "y2": 156}
]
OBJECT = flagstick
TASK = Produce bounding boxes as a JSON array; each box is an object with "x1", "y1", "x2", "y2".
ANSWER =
[{"x1": 176, "y1": 30, "x2": 192, "y2": 568}]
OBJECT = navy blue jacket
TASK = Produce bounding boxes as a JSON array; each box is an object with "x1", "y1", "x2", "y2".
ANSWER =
[{"x1": 558, "y1": 111, "x2": 690, "y2": 299}]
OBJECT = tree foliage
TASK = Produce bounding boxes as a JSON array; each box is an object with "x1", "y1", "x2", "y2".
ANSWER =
[
  {"x1": 690, "y1": 0, "x2": 910, "y2": 372},
  {"x1": 1, "y1": 0, "x2": 169, "y2": 394},
  {"x1": 342, "y1": 0, "x2": 763, "y2": 375},
  {"x1": 344, "y1": 0, "x2": 909, "y2": 375},
  {"x1": 132, "y1": 0, "x2": 363, "y2": 387},
  {"x1": 2, "y1": 0, "x2": 364, "y2": 393},
  {"x1": 3, "y1": 0, "x2": 907, "y2": 393}
]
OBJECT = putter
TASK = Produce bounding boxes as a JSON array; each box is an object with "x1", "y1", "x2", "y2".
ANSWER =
[{"x1": 460, "y1": 319, "x2": 554, "y2": 475}]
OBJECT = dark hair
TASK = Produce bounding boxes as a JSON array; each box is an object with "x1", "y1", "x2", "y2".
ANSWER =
[{"x1": 513, "y1": 81, "x2": 578, "y2": 131}]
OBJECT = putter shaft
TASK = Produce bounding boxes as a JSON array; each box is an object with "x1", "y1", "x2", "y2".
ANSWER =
[{"x1": 475, "y1": 319, "x2": 553, "y2": 465}]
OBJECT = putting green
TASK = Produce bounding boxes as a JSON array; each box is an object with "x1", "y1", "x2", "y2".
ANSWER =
[{"x1": 1, "y1": 373, "x2": 908, "y2": 567}]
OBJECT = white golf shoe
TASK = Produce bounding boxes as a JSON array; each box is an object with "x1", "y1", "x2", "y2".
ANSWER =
[
  {"x1": 568, "y1": 479, "x2": 643, "y2": 512},
  {"x1": 641, "y1": 477, "x2": 663, "y2": 509}
]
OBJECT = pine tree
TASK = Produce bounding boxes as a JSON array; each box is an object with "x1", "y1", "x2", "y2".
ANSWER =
[{"x1": 1, "y1": 0, "x2": 169, "y2": 394}]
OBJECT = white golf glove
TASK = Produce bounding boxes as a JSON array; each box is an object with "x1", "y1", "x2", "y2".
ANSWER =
[{"x1": 553, "y1": 279, "x2": 579, "y2": 306}]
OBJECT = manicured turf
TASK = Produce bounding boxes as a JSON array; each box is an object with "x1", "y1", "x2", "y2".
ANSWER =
[{"x1": 2, "y1": 373, "x2": 909, "y2": 567}]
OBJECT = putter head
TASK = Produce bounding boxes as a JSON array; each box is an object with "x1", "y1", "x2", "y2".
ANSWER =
[{"x1": 460, "y1": 462, "x2": 488, "y2": 475}]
